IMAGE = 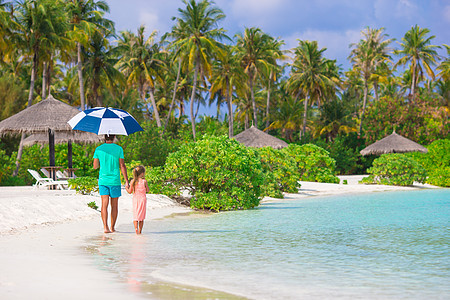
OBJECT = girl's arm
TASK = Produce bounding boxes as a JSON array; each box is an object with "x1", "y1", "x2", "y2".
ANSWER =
[
  {"x1": 144, "y1": 179, "x2": 149, "y2": 193},
  {"x1": 125, "y1": 179, "x2": 134, "y2": 193}
]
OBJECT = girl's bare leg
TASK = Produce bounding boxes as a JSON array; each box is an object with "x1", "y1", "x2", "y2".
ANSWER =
[
  {"x1": 138, "y1": 221, "x2": 144, "y2": 234},
  {"x1": 133, "y1": 221, "x2": 139, "y2": 234}
]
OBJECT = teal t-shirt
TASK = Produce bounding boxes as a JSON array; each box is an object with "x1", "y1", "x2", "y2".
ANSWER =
[{"x1": 93, "y1": 143, "x2": 124, "y2": 186}]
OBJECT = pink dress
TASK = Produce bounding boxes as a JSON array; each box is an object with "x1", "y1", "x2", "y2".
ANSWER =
[{"x1": 132, "y1": 179, "x2": 147, "y2": 221}]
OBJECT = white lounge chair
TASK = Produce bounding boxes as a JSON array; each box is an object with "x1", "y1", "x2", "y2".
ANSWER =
[
  {"x1": 40, "y1": 168, "x2": 50, "y2": 178},
  {"x1": 28, "y1": 169, "x2": 69, "y2": 190}
]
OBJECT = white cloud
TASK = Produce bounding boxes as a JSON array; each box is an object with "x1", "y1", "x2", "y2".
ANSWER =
[
  {"x1": 230, "y1": 0, "x2": 286, "y2": 15},
  {"x1": 138, "y1": 11, "x2": 166, "y2": 35},
  {"x1": 284, "y1": 29, "x2": 361, "y2": 65},
  {"x1": 443, "y1": 5, "x2": 450, "y2": 23}
]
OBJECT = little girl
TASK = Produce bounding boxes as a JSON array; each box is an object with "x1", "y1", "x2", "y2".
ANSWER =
[{"x1": 125, "y1": 165, "x2": 149, "y2": 234}]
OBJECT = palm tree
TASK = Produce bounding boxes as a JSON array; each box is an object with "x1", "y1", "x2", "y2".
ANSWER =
[
  {"x1": 210, "y1": 45, "x2": 246, "y2": 137},
  {"x1": 66, "y1": 0, "x2": 113, "y2": 111},
  {"x1": 394, "y1": 25, "x2": 440, "y2": 101},
  {"x1": 12, "y1": 0, "x2": 68, "y2": 176},
  {"x1": 235, "y1": 27, "x2": 275, "y2": 128},
  {"x1": 288, "y1": 40, "x2": 334, "y2": 137},
  {"x1": 437, "y1": 44, "x2": 449, "y2": 81},
  {"x1": 83, "y1": 30, "x2": 124, "y2": 107},
  {"x1": 263, "y1": 36, "x2": 285, "y2": 129},
  {"x1": 267, "y1": 84, "x2": 303, "y2": 142},
  {"x1": 349, "y1": 27, "x2": 393, "y2": 135},
  {"x1": 117, "y1": 26, "x2": 165, "y2": 127},
  {"x1": 170, "y1": 0, "x2": 228, "y2": 140}
]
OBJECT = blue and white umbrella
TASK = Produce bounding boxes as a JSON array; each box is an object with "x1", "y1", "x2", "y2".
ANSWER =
[{"x1": 67, "y1": 107, "x2": 143, "y2": 136}]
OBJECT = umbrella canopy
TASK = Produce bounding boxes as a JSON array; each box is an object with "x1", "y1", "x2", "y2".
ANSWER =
[
  {"x1": 233, "y1": 125, "x2": 288, "y2": 149},
  {"x1": 68, "y1": 107, "x2": 143, "y2": 136},
  {"x1": 360, "y1": 131, "x2": 428, "y2": 156},
  {"x1": 23, "y1": 131, "x2": 102, "y2": 146},
  {"x1": 0, "y1": 95, "x2": 79, "y2": 135}
]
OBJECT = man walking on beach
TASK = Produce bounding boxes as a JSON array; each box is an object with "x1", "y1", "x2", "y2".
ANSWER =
[{"x1": 93, "y1": 134, "x2": 129, "y2": 233}]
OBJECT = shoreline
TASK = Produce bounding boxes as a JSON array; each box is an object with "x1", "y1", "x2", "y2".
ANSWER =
[{"x1": 0, "y1": 177, "x2": 442, "y2": 299}]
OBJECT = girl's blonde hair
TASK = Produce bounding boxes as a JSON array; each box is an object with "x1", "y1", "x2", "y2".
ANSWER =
[{"x1": 131, "y1": 165, "x2": 146, "y2": 190}]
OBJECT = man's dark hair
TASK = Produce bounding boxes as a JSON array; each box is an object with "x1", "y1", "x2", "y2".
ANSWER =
[{"x1": 105, "y1": 134, "x2": 116, "y2": 142}]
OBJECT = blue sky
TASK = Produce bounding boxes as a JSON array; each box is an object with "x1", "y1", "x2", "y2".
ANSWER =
[{"x1": 105, "y1": 0, "x2": 449, "y2": 116}]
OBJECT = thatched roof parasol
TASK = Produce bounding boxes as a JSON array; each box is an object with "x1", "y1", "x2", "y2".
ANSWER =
[
  {"x1": 360, "y1": 131, "x2": 428, "y2": 156},
  {"x1": 233, "y1": 125, "x2": 288, "y2": 149},
  {"x1": 0, "y1": 95, "x2": 78, "y2": 135},
  {"x1": 0, "y1": 95, "x2": 83, "y2": 177},
  {"x1": 23, "y1": 131, "x2": 102, "y2": 146}
]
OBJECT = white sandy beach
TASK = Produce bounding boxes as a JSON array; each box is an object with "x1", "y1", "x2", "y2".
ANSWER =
[{"x1": 0, "y1": 176, "x2": 440, "y2": 299}]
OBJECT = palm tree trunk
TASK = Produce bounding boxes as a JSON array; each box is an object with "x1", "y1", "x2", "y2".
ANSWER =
[
  {"x1": 302, "y1": 93, "x2": 308, "y2": 137},
  {"x1": 163, "y1": 60, "x2": 182, "y2": 135},
  {"x1": 226, "y1": 80, "x2": 233, "y2": 137},
  {"x1": 265, "y1": 75, "x2": 271, "y2": 129},
  {"x1": 250, "y1": 76, "x2": 257, "y2": 128},
  {"x1": 46, "y1": 59, "x2": 51, "y2": 96},
  {"x1": 42, "y1": 61, "x2": 47, "y2": 99},
  {"x1": 359, "y1": 80, "x2": 369, "y2": 135},
  {"x1": 190, "y1": 59, "x2": 199, "y2": 140},
  {"x1": 148, "y1": 88, "x2": 162, "y2": 127},
  {"x1": 14, "y1": 52, "x2": 38, "y2": 176},
  {"x1": 374, "y1": 81, "x2": 379, "y2": 102},
  {"x1": 410, "y1": 64, "x2": 416, "y2": 102},
  {"x1": 77, "y1": 42, "x2": 86, "y2": 111}
]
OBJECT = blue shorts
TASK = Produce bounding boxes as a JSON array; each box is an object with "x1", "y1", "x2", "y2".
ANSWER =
[{"x1": 99, "y1": 185, "x2": 122, "y2": 198}]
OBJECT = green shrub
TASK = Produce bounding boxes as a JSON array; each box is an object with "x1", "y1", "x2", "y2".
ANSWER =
[
  {"x1": 281, "y1": 144, "x2": 340, "y2": 183},
  {"x1": 361, "y1": 154, "x2": 427, "y2": 186},
  {"x1": 407, "y1": 139, "x2": 449, "y2": 187},
  {"x1": 257, "y1": 147, "x2": 301, "y2": 198},
  {"x1": 0, "y1": 175, "x2": 26, "y2": 186},
  {"x1": 87, "y1": 201, "x2": 99, "y2": 210},
  {"x1": 121, "y1": 122, "x2": 181, "y2": 167},
  {"x1": 0, "y1": 149, "x2": 15, "y2": 185},
  {"x1": 68, "y1": 176, "x2": 99, "y2": 195},
  {"x1": 162, "y1": 135, "x2": 265, "y2": 211}
]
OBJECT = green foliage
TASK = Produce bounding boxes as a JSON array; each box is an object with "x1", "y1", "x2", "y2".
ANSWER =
[
  {"x1": 314, "y1": 133, "x2": 374, "y2": 175},
  {"x1": 68, "y1": 177, "x2": 99, "y2": 195},
  {"x1": 0, "y1": 175, "x2": 26, "y2": 186},
  {"x1": 361, "y1": 154, "x2": 427, "y2": 186},
  {"x1": 87, "y1": 201, "x2": 99, "y2": 211},
  {"x1": 162, "y1": 135, "x2": 265, "y2": 211},
  {"x1": 281, "y1": 144, "x2": 340, "y2": 183},
  {"x1": 121, "y1": 122, "x2": 182, "y2": 167},
  {"x1": 407, "y1": 139, "x2": 450, "y2": 187},
  {"x1": 364, "y1": 95, "x2": 448, "y2": 145},
  {"x1": 257, "y1": 147, "x2": 301, "y2": 198},
  {"x1": 0, "y1": 149, "x2": 15, "y2": 185},
  {"x1": 14, "y1": 143, "x2": 99, "y2": 185}
]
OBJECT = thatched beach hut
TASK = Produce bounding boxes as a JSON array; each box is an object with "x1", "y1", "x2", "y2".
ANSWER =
[
  {"x1": 360, "y1": 131, "x2": 428, "y2": 156},
  {"x1": 233, "y1": 125, "x2": 288, "y2": 149}
]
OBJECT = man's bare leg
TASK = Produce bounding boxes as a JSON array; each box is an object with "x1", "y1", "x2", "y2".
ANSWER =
[
  {"x1": 101, "y1": 195, "x2": 111, "y2": 233},
  {"x1": 110, "y1": 197, "x2": 119, "y2": 232}
]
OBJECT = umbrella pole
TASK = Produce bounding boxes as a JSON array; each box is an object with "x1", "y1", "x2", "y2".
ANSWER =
[
  {"x1": 48, "y1": 128, "x2": 55, "y2": 179},
  {"x1": 68, "y1": 139, "x2": 73, "y2": 170}
]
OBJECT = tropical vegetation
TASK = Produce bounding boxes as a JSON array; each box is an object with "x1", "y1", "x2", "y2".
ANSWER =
[{"x1": 0, "y1": 1, "x2": 448, "y2": 198}]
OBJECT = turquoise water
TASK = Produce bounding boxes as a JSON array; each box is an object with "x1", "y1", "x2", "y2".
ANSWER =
[{"x1": 86, "y1": 189, "x2": 450, "y2": 299}]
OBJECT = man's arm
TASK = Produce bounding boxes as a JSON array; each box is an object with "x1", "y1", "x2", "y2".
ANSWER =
[
  {"x1": 93, "y1": 158, "x2": 100, "y2": 169},
  {"x1": 119, "y1": 158, "x2": 129, "y2": 188}
]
